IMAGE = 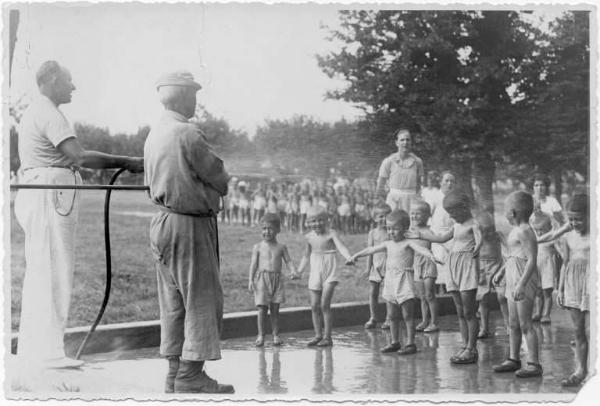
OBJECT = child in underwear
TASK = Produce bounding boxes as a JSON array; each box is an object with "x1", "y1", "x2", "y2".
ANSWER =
[
  {"x1": 406, "y1": 191, "x2": 482, "y2": 364},
  {"x1": 363, "y1": 203, "x2": 392, "y2": 330},
  {"x1": 248, "y1": 214, "x2": 299, "y2": 346},
  {"x1": 476, "y1": 212, "x2": 509, "y2": 337},
  {"x1": 492, "y1": 191, "x2": 542, "y2": 378},
  {"x1": 348, "y1": 210, "x2": 440, "y2": 355},
  {"x1": 297, "y1": 205, "x2": 353, "y2": 347},
  {"x1": 529, "y1": 211, "x2": 560, "y2": 324},
  {"x1": 409, "y1": 200, "x2": 439, "y2": 333},
  {"x1": 537, "y1": 194, "x2": 589, "y2": 386}
]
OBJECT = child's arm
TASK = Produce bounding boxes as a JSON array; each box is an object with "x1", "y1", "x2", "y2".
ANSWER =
[
  {"x1": 296, "y1": 241, "x2": 312, "y2": 276},
  {"x1": 281, "y1": 245, "x2": 299, "y2": 279},
  {"x1": 364, "y1": 231, "x2": 374, "y2": 277},
  {"x1": 491, "y1": 265, "x2": 505, "y2": 286},
  {"x1": 513, "y1": 228, "x2": 538, "y2": 301},
  {"x1": 472, "y1": 222, "x2": 483, "y2": 257},
  {"x1": 537, "y1": 222, "x2": 572, "y2": 243},
  {"x1": 347, "y1": 243, "x2": 387, "y2": 265},
  {"x1": 556, "y1": 238, "x2": 570, "y2": 307},
  {"x1": 331, "y1": 231, "x2": 353, "y2": 262},
  {"x1": 405, "y1": 227, "x2": 453, "y2": 243},
  {"x1": 248, "y1": 244, "x2": 259, "y2": 292},
  {"x1": 407, "y1": 241, "x2": 443, "y2": 265}
]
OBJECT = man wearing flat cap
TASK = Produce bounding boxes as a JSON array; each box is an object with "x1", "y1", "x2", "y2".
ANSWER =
[{"x1": 144, "y1": 70, "x2": 233, "y2": 394}]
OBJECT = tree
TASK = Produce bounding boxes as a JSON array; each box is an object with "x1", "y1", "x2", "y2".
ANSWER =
[{"x1": 318, "y1": 11, "x2": 546, "y2": 212}]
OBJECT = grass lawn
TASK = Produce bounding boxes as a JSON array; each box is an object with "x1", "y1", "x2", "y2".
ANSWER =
[{"x1": 9, "y1": 190, "x2": 372, "y2": 331}]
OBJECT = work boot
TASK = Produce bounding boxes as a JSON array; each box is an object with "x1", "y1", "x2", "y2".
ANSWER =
[
  {"x1": 165, "y1": 356, "x2": 180, "y2": 393},
  {"x1": 174, "y1": 360, "x2": 235, "y2": 394}
]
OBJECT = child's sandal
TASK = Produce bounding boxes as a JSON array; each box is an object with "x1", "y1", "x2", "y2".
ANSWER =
[
  {"x1": 451, "y1": 348, "x2": 478, "y2": 364},
  {"x1": 381, "y1": 342, "x2": 402, "y2": 353},
  {"x1": 561, "y1": 373, "x2": 585, "y2": 387},
  {"x1": 515, "y1": 362, "x2": 543, "y2": 378},
  {"x1": 415, "y1": 322, "x2": 427, "y2": 332},
  {"x1": 272, "y1": 336, "x2": 283, "y2": 346},
  {"x1": 255, "y1": 336, "x2": 265, "y2": 347},
  {"x1": 449, "y1": 347, "x2": 467, "y2": 363},
  {"x1": 381, "y1": 321, "x2": 391, "y2": 330},
  {"x1": 398, "y1": 343, "x2": 417, "y2": 355},
  {"x1": 307, "y1": 336, "x2": 323, "y2": 347},
  {"x1": 493, "y1": 358, "x2": 521, "y2": 373},
  {"x1": 317, "y1": 337, "x2": 333, "y2": 347},
  {"x1": 424, "y1": 324, "x2": 439, "y2": 333},
  {"x1": 364, "y1": 319, "x2": 377, "y2": 329}
]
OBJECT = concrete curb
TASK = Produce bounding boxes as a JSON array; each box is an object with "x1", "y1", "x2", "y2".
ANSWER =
[{"x1": 11, "y1": 295, "x2": 499, "y2": 356}]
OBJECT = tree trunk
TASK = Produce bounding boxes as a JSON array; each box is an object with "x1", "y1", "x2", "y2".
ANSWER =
[
  {"x1": 450, "y1": 159, "x2": 474, "y2": 202},
  {"x1": 552, "y1": 168, "x2": 563, "y2": 206},
  {"x1": 472, "y1": 154, "x2": 495, "y2": 215}
]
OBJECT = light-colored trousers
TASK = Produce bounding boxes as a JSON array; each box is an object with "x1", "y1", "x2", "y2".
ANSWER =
[{"x1": 14, "y1": 167, "x2": 81, "y2": 363}]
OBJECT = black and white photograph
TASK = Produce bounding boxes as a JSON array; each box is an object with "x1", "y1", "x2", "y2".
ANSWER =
[{"x1": 3, "y1": 0, "x2": 596, "y2": 402}]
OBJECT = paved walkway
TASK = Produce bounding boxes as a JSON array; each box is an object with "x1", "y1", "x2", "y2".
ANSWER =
[{"x1": 7, "y1": 309, "x2": 585, "y2": 400}]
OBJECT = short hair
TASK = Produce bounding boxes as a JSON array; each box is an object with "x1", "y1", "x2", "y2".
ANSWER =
[
  {"x1": 410, "y1": 199, "x2": 431, "y2": 217},
  {"x1": 440, "y1": 170, "x2": 455, "y2": 181},
  {"x1": 443, "y1": 190, "x2": 471, "y2": 212},
  {"x1": 505, "y1": 191, "x2": 534, "y2": 219},
  {"x1": 529, "y1": 211, "x2": 552, "y2": 230},
  {"x1": 373, "y1": 202, "x2": 392, "y2": 216},
  {"x1": 158, "y1": 85, "x2": 194, "y2": 108},
  {"x1": 566, "y1": 193, "x2": 588, "y2": 215},
  {"x1": 395, "y1": 128, "x2": 411, "y2": 139},
  {"x1": 476, "y1": 211, "x2": 496, "y2": 231},
  {"x1": 386, "y1": 210, "x2": 410, "y2": 230},
  {"x1": 306, "y1": 205, "x2": 328, "y2": 221},
  {"x1": 260, "y1": 213, "x2": 281, "y2": 233},
  {"x1": 531, "y1": 173, "x2": 551, "y2": 189},
  {"x1": 36, "y1": 60, "x2": 62, "y2": 87}
]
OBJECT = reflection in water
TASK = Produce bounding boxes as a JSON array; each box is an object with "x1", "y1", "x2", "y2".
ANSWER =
[
  {"x1": 312, "y1": 348, "x2": 334, "y2": 394},
  {"x1": 257, "y1": 347, "x2": 287, "y2": 394}
]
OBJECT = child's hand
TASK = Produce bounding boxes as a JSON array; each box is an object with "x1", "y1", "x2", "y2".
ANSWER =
[
  {"x1": 492, "y1": 273, "x2": 503, "y2": 286},
  {"x1": 291, "y1": 272, "x2": 300, "y2": 280},
  {"x1": 345, "y1": 256, "x2": 357, "y2": 266},
  {"x1": 557, "y1": 291, "x2": 565, "y2": 308},
  {"x1": 248, "y1": 281, "x2": 254, "y2": 292},
  {"x1": 478, "y1": 272, "x2": 487, "y2": 286},
  {"x1": 404, "y1": 230, "x2": 420, "y2": 239},
  {"x1": 513, "y1": 284, "x2": 525, "y2": 302}
]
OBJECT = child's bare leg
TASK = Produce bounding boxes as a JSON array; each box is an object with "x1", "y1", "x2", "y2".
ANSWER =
[
  {"x1": 389, "y1": 304, "x2": 401, "y2": 345},
  {"x1": 415, "y1": 281, "x2": 428, "y2": 330},
  {"x1": 450, "y1": 291, "x2": 467, "y2": 346},
  {"x1": 425, "y1": 278, "x2": 438, "y2": 328},
  {"x1": 532, "y1": 291, "x2": 542, "y2": 320},
  {"x1": 256, "y1": 305, "x2": 268, "y2": 345},
  {"x1": 269, "y1": 303, "x2": 280, "y2": 337},
  {"x1": 497, "y1": 291, "x2": 509, "y2": 332},
  {"x1": 568, "y1": 308, "x2": 589, "y2": 379},
  {"x1": 461, "y1": 289, "x2": 479, "y2": 352},
  {"x1": 321, "y1": 282, "x2": 337, "y2": 339},
  {"x1": 516, "y1": 298, "x2": 540, "y2": 365},
  {"x1": 367, "y1": 281, "x2": 380, "y2": 323},
  {"x1": 401, "y1": 299, "x2": 416, "y2": 346},
  {"x1": 478, "y1": 292, "x2": 490, "y2": 336},
  {"x1": 310, "y1": 290, "x2": 323, "y2": 339},
  {"x1": 542, "y1": 288, "x2": 553, "y2": 319},
  {"x1": 507, "y1": 300, "x2": 522, "y2": 360}
]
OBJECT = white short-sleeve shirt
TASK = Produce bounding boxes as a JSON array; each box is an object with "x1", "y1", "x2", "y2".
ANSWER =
[
  {"x1": 538, "y1": 196, "x2": 563, "y2": 215},
  {"x1": 18, "y1": 95, "x2": 76, "y2": 170}
]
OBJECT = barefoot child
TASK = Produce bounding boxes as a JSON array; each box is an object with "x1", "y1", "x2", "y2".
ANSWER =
[
  {"x1": 476, "y1": 212, "x2": 509, "y2": 337},
  {"x1": 530, "y1": 211, "x2": 561, "y2": 324},
  {"x1": 248, "y1": 214, "x2": 299, "y2": 346},
  {"x1": 363, "y1": 203, "x2": 392, "y2": 329},
  {"x1": 297, "y1": 205, "x2": 353, "y2": 347},
  {"x1": 407, "y1": 190, "x2": 482, "y2": 364},
  {"x1": 409, "y1": 200, "x2": 439, "y2": 333},
  {"x1": 348, "y1": 210, "x2": 440, "y2": 355},
  {"x1": 492, "y1": 191, "x2": 542, "y2": 378},
  {"x1": 537, "y1": 194, "x2": 589, "y2": 386}
]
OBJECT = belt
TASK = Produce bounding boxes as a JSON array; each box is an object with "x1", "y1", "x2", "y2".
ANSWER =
[
  {"x1": 159, "y1": 206, "x2": 217, "y2": 218},
  {"x1": 23, "y1": 164, "x2": 79, "y2": 172}
]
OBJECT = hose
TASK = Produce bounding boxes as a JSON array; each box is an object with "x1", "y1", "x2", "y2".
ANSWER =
[{"x1": 75, "y1": 168, "x2": 126, "y2": 359}]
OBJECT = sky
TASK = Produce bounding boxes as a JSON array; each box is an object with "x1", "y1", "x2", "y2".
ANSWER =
[{"x1": 8, "y1": 2, "x2": 572, "y2": 137}]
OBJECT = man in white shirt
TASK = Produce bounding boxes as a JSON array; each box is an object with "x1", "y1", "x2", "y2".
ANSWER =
[{"x1": 14, "y1": 60, "x2": 143, "y2": 369}]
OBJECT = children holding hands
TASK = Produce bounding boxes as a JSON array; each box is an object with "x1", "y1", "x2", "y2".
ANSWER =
[
  {"x1": 248, "y1": 214, "x2": 299, "y2": 347},
  {"x1": 347, "y1": 210, "x2": 441, "y2": 355}
]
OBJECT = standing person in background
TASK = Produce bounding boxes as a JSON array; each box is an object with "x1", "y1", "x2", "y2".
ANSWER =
[
  {"x1": 14, "y1": 60, "x2": 143, "y2": 370},
  {"x1": 430, "y1": 171, "x2": 456, "y2": 294},
  {"x1": 532, "y1": 173, "x2": 565, "y2": 226},
  {"x1": 376, "y1": 128, "x2": 424, "y2": 212},
  {"x1": 421, "y1": 170, "x2": 442, "y2": 210},
  {"x1": 144, "y1": 70, "x2": 233, "y2": 393}
]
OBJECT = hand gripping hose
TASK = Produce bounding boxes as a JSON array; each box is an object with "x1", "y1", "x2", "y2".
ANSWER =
[{"x1": 75, "y1": 168, "x2": 126, "y2": 359}]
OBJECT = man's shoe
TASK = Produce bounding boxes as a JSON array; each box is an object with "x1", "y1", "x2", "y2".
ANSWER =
[
  {"x1": 165, "y1": 356, "x2": 180, "y2": 393},
  {"x1": 174, "y1": 361, "x2": 235, "y2": 394},
  {"x1": 44, "y1": 357, "x2": 84, "y2": 369}
]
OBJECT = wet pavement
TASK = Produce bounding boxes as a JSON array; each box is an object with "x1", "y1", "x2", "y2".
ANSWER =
[{"x1": 7, "y1": 309, "x2": 585, "y2": 400}]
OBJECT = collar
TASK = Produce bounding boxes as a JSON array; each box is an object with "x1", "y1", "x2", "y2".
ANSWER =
[
  {"x1": 162, "y1": 109, "x2": 190, "y2": 123},
  {"x1": 392, "y1": 152, "x2": 416, "y2": 165}
]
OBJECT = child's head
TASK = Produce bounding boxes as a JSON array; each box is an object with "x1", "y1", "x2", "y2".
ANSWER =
[
  {"x1": 566, "y1": 193, "x2": 589, "y2": 234},
  {"x1": 440, "y1": 171, "x2": 456, "y2": 194},
  {"x1": 306, "y1": 205, "x2": 328, "y2": 233},
  {"x1": 409, "y1": 200, "x2": 431, "y2": 227},
  {"x1": 442, "y1": 190, "x2": 471, "y2": 223},
  {"x1": 426, "y1": 170, "x2": 440, "y2": 188},
  {"x1": 373, "y1": 202, "x2": 392, "y2": 227},
  {"x1": 529, "y1": 211, "x2": 552, "y2": 236},
  {"x1": 504, "y1": 191, "x2": 534, "y2": 225},
  {"x1": 475, "y1": 211, "x2": 496, "y2": 236},
  {"x1": 259, "y1": 213, "x2": 281, "y2": 241},
  {"x1": 386, "y1": 210, "x2": 410, "y2": 241}
]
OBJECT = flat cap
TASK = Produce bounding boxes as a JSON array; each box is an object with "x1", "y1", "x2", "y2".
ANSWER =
[{"x1": 156, "y1": 70, "x2": 201, "y2": 90}]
